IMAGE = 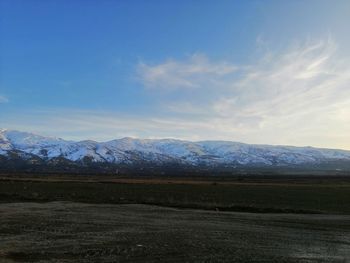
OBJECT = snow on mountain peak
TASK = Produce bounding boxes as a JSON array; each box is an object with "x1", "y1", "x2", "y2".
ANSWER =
[{"x1": 0, "y1": 128, "x2": 350, "y2": 167}]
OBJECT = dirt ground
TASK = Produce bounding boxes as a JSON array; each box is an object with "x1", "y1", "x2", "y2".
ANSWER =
[
  {"x1": 0, "y1": 202, "x2": 350, "y2": 263},
  {"x1": 1, "y1": 177, "x2": 350, "y2": 214}
]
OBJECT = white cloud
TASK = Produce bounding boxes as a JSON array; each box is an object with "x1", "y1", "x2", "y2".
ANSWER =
[
  {"x1": 136, "y1": 38, "x2": 350, "y2": 149},
  {"x1": 0, "y1": 96, "x2": 9, "y2": 103},
  {"x1": 137, "y1": 53, "x2": 237, "y2": 90}
]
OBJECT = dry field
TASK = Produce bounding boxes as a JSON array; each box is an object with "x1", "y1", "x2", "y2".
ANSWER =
[
  {"x1": 1, "y1": 202, "x2": 350, "y2": 263},
  {"x1": 1, "y1": 176, "x2": 350, "y2": 262}
]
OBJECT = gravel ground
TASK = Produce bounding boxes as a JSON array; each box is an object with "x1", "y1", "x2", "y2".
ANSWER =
[{"x1": 0, "y1": 202, "x2": 350, "y2": 263}]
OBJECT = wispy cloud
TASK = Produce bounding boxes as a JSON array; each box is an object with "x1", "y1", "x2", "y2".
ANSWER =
[
  {"x1": 137, "y1": 53, "x2": 237, "y2": 90},
  {"x1": 136, "y1": 38, "x2": 350, "y2": 149},
  {"x1": 0, "y1": 96, "x2": 9, "y2": 103},
  {"x1": 211, "y1": 39, "x2": 347, "y2": 120}
]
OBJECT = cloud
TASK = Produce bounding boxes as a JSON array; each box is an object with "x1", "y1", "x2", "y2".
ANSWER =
[
  {"x1": 0, "y1": 96, "x2": 9, "y2": 103},
  {"x1": 135, "y1": 38, "x2": 350, "y2": 149},
  {"x1": 212, "y1": 39, "x2": 345, "y2": 118},
  {"x1": 137, "y1": 53, "x2": 237, "y2": 90},
  {"x1": 218, "y1": 39, "x2": 349, "y2": 124}
]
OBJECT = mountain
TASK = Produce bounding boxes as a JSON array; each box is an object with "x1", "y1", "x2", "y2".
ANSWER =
[{"x1": 1, "y1": 128, "x2": 350, "y2": 175}]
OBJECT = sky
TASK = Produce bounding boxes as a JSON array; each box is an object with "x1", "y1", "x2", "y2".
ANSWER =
[{"x1": 1, "y1": 0, "x2": 350, "y2": 149}]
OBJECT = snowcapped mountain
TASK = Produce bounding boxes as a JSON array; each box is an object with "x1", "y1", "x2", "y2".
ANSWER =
[{"x1": 1, "y1": 128, "x2": 350, "y2": 172}]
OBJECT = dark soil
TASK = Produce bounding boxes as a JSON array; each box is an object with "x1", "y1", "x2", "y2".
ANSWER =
[{"x1": 1, "y1": 202, "x2": 350, "y2": 263}]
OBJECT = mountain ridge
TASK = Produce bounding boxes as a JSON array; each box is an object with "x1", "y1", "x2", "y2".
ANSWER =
[{"x1": 1, "y1": 128, "x2": 350, "y2": 174}]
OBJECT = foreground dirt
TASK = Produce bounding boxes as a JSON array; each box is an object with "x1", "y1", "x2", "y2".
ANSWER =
[{"x1": 0, "y1": 202, "x2": 350, "y2": 263}]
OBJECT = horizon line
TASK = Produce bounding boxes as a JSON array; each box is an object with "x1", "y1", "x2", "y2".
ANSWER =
[{"x1": 1, "y1": 127, "x2": 350, "y2": 152}]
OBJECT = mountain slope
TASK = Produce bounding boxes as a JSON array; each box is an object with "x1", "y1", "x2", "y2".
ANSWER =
[{"x1": 1, "y1": 128, "x2": 350, "y2": 173}]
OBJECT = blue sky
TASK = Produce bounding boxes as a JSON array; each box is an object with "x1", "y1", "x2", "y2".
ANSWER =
[{"x1": 1, "y1": 0, "x2": 350, "y2": 149}]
